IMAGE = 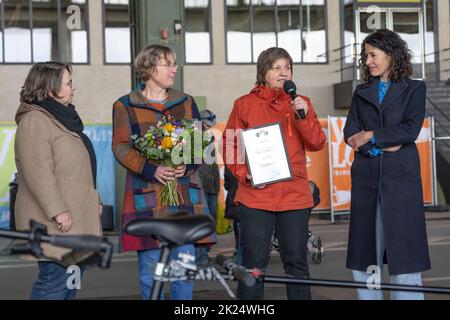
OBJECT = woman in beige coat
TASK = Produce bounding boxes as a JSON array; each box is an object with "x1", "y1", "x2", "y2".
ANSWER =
[{"x1": 14, "y1": 62, "x2": 103, "y2": 300}]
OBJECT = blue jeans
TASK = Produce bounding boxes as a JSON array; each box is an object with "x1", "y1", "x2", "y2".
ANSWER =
[
  {"x1": 205, "y1": 193, "x2": 218, "y2": 223},
  {"x1": 31, "y1": 261, "x2": 81, "y2": 300},
  {"x1": 195, "y1": 245, "x2": 210, "y2": 266},
  {"x1": 352, "y1": 200, "x2": 424, "y2": 300},
  {"x1": 137, "y1": 244, "x2": 195, "y2": 300}
]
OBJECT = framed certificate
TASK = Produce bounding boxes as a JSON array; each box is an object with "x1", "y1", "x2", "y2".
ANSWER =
[{"x1": 240, "y1": 123, "x2": 293, "y2": 187}]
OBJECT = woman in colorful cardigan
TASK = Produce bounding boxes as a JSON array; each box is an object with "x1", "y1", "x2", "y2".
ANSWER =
[{"x1": 112, "y1": 44, "x2": 216, "y2": 300}]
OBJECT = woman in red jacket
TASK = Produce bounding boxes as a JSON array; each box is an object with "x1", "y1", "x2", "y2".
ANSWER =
[{"x1": 223, "y1": 47, "x2": 326, "y2": 300}]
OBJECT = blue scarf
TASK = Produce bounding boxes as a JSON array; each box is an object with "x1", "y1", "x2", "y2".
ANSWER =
[
  {"x1": 369, "y1": 79, "x2": 392, "y2": 158},
  {"x1": 378, "y1": 79, "x2": 392, "y2": 104}
]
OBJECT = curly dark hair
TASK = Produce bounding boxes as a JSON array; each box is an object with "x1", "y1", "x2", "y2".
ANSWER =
[{"x1": 359, "y1": 29, "x2": 413, "y2": 83}]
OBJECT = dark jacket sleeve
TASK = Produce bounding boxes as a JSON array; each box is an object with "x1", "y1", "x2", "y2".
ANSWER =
[
  {"x1": 373, "y1": 82, "x2": 426, "y2": 148},
  {"x1": 185, "y1": 97, "x2": 201, "y2": 175},
  {"x1": 343, "y1": 89, "x2": 372, "y2": 156}
]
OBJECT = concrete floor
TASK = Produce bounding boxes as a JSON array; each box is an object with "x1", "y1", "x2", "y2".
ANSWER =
[{"x1": 1, "y1": 211, "x2": 450, "y2": 300}]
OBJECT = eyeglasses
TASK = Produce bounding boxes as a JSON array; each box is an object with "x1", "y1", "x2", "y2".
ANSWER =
[
  {"x1": 157, "y1": 63, "x2": 178, "y2": 70},
  {"x1": 64, "y1": 79, "x2": 74, "y2": 88},
  {"x1": 202, "y1": 115, "x2": 216, "y2": 121}
]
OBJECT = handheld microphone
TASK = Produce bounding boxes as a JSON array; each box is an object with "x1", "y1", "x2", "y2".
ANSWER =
[
  {"x1": 283, "y1": 80, "x2": 306, "y2": 120},
  {"x1": 216, "y1": 255, "x2": 256, "y2": 287}
]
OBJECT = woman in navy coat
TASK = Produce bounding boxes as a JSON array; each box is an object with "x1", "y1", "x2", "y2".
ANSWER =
[{"x1": 344, "y1": 29, "x2": 430, "y2": 300}]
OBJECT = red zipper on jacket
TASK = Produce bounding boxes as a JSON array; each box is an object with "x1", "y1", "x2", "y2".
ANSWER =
[{"x1": 286, "y1": 113, "x2": 293, "y2": 137}]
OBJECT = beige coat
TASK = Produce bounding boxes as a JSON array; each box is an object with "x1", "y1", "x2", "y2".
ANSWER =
[{"x1": 14, "y1": 102, "x2": 102, "y2": 263}]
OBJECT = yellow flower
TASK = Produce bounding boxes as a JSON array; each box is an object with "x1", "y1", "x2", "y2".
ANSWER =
[
  {"x1": 163, "y1": 123, "x2": 175, "y2": 132},
  {"x1": 161, "y1": 137, "x2": 174, "y2": 149}
]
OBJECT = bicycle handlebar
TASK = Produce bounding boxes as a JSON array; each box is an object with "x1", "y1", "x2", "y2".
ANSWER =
[
  {"x1": 0, "y1": 220, "x2": 113, "y2": 269},
  {"x1": 215, "y1": 255, "x2": 257, "y2": 288}
]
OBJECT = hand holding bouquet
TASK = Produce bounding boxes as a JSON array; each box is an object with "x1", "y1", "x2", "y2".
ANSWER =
[{"x1": 131, "y1": 114, "x2": 212, "y2": 206}]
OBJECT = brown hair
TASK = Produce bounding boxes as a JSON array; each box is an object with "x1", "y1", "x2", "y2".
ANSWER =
[
  {"x1": 134, "y1": 44, "x2": 175, "y2": 82},
  {"x1": 256, "y1": 47, "x2": 293, "y2": 86},
  {"x1": 20, "y1": 62, "x2": 72, "y2": 103}
]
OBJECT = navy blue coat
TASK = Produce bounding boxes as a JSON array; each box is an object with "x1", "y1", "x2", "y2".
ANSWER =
[{"x1": 344, "y1": 78, "x2": 431, "y2": 275}]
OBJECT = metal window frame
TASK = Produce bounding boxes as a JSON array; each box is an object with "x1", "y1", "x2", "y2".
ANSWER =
[
  {"x1": 429, "y1": 0, "x2": 439, "y2": 74},
  {"x1": 224, "y1": 0, "x2": 252, "y2": 65},
  {"x1": 275, "y1": 1, "x2": 301, "y2": 63},
  {"x1": 0, "y1": 0, "x2": 90, "y2": 65},
  {"x1": 355, "y1": 6, "x2": 425, "y2": 79},
  {"x1": 57, "y1": 0, "x2": 62, "y2": 62},
  {"x1": 250, "y1": 0, "x2": 276, "y2": 63},
  {"x1": 75, "y1": 0, "x2": 91, "y2": 65},
  {"x1": 29, "y1": 0, "x2": 34, "y2": 62},
  {"x1": 300, "y1": 0, "x2": 329, "y2": 64},
  {"x1": 225, "y1": 0, "x2": 328, "y2": 65},
  {"x1": 183, "y1": 0, "x2": 213, "y2": 65},
  {"x1": 102, "y1": 0, "x2": 132, "y2": 65},
  {"x1": 1, "y1": 0, "x2": 33, "y2": 64},
  {"x1": 1, "y1": 0, "x2": 5, "y2": 63}
]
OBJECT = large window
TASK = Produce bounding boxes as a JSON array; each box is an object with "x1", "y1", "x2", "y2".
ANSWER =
[
  {"x1": 184, "y1": 0, "x2": 211, "y2": 64},
  {"x1": 225, "y1": 0, "x2": 327, "y2": 64},
  {"x1": 0, "y1": 0, "x2": 89, "y2": 64},
  {"x1": 340, "y1": 0, "x2": 437, "y2": 81},
  {"x1": 424, "y1": 0, "x2": 435, "y2": 64},
  {"x1": 103, "y1": 0, "x2": 130, "y2": 64}
]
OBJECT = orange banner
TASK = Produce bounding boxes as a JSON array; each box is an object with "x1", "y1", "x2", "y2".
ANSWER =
[
  {"x1": 417, "y1": 118, "x2": 433, "y2": 204},
  {"x1": 328, "y1": 117, "x2": 433, "y2": 213},
  {"x1": 305, "y1": 119, "x2": 331, "y2": 211}
]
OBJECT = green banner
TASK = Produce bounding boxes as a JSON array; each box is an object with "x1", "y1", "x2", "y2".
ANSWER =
[{"x1": 0, "y1": 125, "x2": 17, "y2": 229}]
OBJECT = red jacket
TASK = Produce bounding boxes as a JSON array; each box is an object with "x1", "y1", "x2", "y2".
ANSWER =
[{"x1": 223, "y1": 85, "x2": 326, "y2": 212}]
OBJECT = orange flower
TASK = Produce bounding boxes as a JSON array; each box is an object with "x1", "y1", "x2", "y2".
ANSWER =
[
  {"x1": 161, "y1": 137, "x2": 173, "y2": 149},
  {"x1": 163, "y1": 123, "x2": 175, "y2": 132}
]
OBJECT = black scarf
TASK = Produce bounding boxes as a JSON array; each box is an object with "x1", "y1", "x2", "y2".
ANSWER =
[{"x1": 37, "y1": 97, "x2": 97, "y2": 188}]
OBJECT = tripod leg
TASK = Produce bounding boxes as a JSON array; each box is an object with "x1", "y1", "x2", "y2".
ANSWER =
[{"x1": 150, "y1": 245, "x2": 171, "y2": 300}]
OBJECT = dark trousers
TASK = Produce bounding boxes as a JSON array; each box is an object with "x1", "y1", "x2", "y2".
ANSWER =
[
  {"x1": 237, "y1": 204, "x2": 311, "y2": 300},
  {"x1": 31, "y1": 261, "x2": 83, "y2": 300}
]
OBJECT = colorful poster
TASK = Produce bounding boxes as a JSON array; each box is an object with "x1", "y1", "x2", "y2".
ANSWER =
[
  {"x1": 417, "y1": 118, "x2": 433, "y2": 204},
  {"x1": 305, "y1": 119, "x2": 331, "y2": 211},
  {"x1": 0, "y1": 125, "x2": 17, "y2": 229},
  {"x1": 83, "y1": 125, "x2": 116, "y2": 210},
  {"x1": 328, "y1": 117, "x2": 354, "y2": 213}
]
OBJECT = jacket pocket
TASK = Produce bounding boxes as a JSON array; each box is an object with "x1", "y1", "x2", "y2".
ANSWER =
[
  {"x1": 134, "y1": 190, "x2": 157, "y2": 211},
  {"x1": 189, "y1": 184, "x2": 202, "y2": 205},
  {"x1": 291, "y1": 164, "x2": 308, "y2": 178}
]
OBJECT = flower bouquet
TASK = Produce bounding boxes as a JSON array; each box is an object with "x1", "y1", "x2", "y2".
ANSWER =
[{"x1": 131, "y1": 114, "x2": 212, "y2": 206}]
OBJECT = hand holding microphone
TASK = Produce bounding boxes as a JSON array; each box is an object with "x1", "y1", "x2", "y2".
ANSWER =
[{"x1": 283, "y1": 80, "x2": 308, "y2": 120}]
